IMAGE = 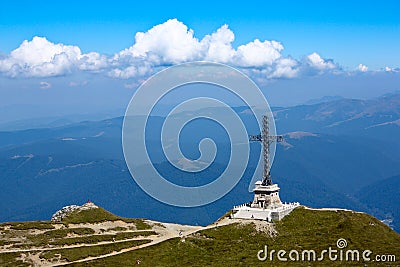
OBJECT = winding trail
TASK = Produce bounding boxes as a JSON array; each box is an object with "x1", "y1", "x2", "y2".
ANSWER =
[
  {"x1": 52, "y1": 218, "x2": 234, "y2": 266},
  {"x1": 1, "y1": 217, "x2": 235, "y2": 266},
  {"x1": 303, "y1": 206, "x2": 365, "y2": 213},
  {"x1": 0, "y1": 230, "x2": 155, "y2": 254}
]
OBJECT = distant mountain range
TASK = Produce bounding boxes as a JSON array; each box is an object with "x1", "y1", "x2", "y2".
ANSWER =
[
  {"x1": 0, "y1": 93, "x2": 399, "y2": 232},
  {"x1": 303, "y1": 95, "x2": 344, "y2": 105}
]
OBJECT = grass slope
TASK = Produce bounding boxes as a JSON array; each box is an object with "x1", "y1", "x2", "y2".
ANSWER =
[
  {"x1": 74, "y1": 208, "x2": 400, "y2": 266},
  {"x1": 0, "y1": 205, "x2": 154, "y2": 265},
  {"x1": 61, "y1": 207, "x2": 151, "y2": 230}
]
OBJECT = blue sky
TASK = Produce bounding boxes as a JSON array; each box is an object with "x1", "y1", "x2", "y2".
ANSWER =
[{"x1": 0, "y1": 0, "x2": 399, "y2": 122}]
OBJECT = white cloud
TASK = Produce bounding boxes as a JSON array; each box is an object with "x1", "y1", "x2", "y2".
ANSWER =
[
  {"x1": 202, "y1": 24, "x2": 235, "y2": 63},
  {"x1": 114, "y1": 21, "x2": 285, "y2": 69},
  {"x1": 268, "y1": 58, "x2": 299, "y2": 78},
  {"x1": 39, "y1": 81, "x2": 51, "y2": 89},
  {"x1": 78, "y1": 52, "x2": 108, "y2": 71},
  {"x1": 111, "y1": 20, "x2": 338, "y2": 78},
  {"x1": 0, "y1": 36, "x2": 107, "y2": 77},
  {"x1": 305, "y1": 52, "x2": 336, "y2": 70},
  {"x1": 116, "y1": 19, "x2": 202, "y2": 65},
  {"x1": 108, "y1": 64, "x2": 152, "y2": 79},
  {"x1": 0, "y1": 37, "x2": 79, "y2": 77},
  {"x1": 384, "y1": 66, "x2": 400, "y2": 73},
  {"x1": 235, "y1": 39, "x2": 283, "y2": 67},
  {"x1": 358, "y1": 64, "x2": 368, "y2": 72},
  {"x1": 0, "y1": 19, "x2": 344, "y2": 80},
  {"x1": 110, "y1": 20, "x2": 290, "y2": 78}
]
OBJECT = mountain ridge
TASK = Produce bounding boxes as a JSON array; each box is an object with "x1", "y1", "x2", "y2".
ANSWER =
[{"x1": 1, "y1": 93, "x2": 399, "y2": 231}]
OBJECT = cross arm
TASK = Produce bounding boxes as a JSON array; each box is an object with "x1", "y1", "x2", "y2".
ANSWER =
[{"x1": 249, "y1": 134, "x2": 284, "y2": 142}]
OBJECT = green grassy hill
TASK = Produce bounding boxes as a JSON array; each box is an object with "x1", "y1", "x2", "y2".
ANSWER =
[
  {"x1": 1, "y1": 205, "x2": 399, "y2": 266},
  {"x1": 0, "y1": 203, "x2": 153, "y2": 266},
  {"x1": 73, "y1": 207, "x2": 400, "y2": 266},
  {"x1": 59, "y1": 205, "x2": 150, "y2": 230}
]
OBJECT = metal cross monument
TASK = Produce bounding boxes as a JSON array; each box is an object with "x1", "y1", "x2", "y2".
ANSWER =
[{"x1": 249, "y1": 115, "x2": 284, "y2": 186}]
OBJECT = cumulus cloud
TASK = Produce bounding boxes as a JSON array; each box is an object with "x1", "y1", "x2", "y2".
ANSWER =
[
  {"x1": 358, "y1": 64, "x2": 368, "y2": 72},
  {"x1": 268, "y1": 58, "x2": 299, "y2": 78},
  {"x1": 235, "y1": 39, "x2": 283, "y2": 67},
  {"x1": 110, "y1": 20, "x2": 340, "y2": 79},
  {"x1": 0, "y1": 36, "x2": 107, "y2": 77},
  {"x1": 78, "y1": 52, "x2": 108, "y2": 71},
  {"x1": 0, "y1": 19, "x2": 343, "y2": 80},
  {"x1": 115, "y1": 20, "x2": 287, "y2": 68},
  {"x1": 108, "y1": 64, "x2": 153, "y2": 79},
  {"x1": 116, "y1": 19, "x2": 202, "y2": 65},
  {"x1": 384, "y1": 66, "x2": 399, "y2": 72},
  {"x1": 202, "y1": 24, "x2": 235, "y2": 63},
  {"x1": 111, "y1": 19, "x2": 299, "y2": 78},
  {"x1": 305, "y1": 52, "x2": 336, "y2": 71}
]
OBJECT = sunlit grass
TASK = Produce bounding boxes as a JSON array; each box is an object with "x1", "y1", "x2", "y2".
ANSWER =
[{"x1": 75, "y1": 208, "x2": 400, "y2": 266}]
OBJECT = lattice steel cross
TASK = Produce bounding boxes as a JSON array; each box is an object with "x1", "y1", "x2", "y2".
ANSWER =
[{"x1": 249, "y1": 115, "x2": 284, "y2": 186}]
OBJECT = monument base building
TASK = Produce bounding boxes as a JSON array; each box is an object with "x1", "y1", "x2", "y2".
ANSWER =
[{"x1": 232, "y1": 181, "x2": 299, "y2": 221}]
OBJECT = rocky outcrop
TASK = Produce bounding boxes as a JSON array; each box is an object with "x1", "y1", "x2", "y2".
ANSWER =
[{"x1": 51, "y1": 202, "x2": 98, "y2": 222}]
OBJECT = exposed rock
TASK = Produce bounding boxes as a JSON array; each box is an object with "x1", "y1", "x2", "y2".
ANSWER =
[{"x1": 51, "y1": 202, "x2": 98, "y2": 222}]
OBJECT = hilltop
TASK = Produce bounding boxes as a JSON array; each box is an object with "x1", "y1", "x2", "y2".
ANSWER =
[{"x1": 0, "y1": 204, "x2": 399, "y2": 266}]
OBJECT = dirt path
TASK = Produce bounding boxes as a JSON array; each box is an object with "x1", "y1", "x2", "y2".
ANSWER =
[
  {"x1": 303, "y1": 206, "x2": 363, "y2": 213},
  {"x1": 0, "y1": 220, "x2": 153, "y2": 254},
  {"x1": 1, "y1": 217, "x2": 236, "y2": 266},
  {"x1": 1, "y1": 236, "x2": 154, "y2": 254},
  {"x1": 51, "y1": 217, "x2": 234, "y2": 266}
]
